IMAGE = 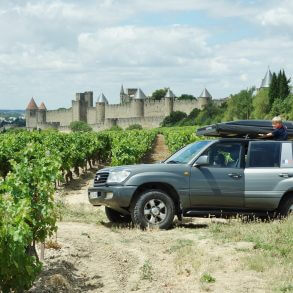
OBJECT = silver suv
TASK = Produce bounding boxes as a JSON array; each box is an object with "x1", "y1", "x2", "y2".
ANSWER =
[{"x1": 88, "y1": 138, "x2": 293, "y2": 229}]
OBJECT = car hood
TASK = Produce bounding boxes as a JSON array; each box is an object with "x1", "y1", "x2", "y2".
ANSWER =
[{"x1": 98, "y1": 163, "x2": 189, "y2": 174}]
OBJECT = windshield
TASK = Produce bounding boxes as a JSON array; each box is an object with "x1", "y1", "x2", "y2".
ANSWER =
[{"x1": 164, "y1": 140, "x2": 211, "y2": 164}]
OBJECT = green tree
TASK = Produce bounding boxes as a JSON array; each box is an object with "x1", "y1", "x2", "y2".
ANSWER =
[
  {"x1": 252, "y1": 88, "x2": 270, "y2": 119},
  {"x1": 270, "y1": 98, "x2": 286, "y2": 117},
  {"x1": 151, "y1": 88, "x2": 168, "y2": 100},
  {"x1": 69, "y1": 121, "x2": 92, "y2": 132},
  {"x1": 161, "y1": 111, "x2": 187, "y2": 127},
  {"x1": 281, "y1": 94, "x2": 293, "y2": 120},
  {"x1": 225, "y1": 89, "x2": 253, "y2": 120},
  {"x1": 195, "y1": 100, "x2": 225, "y2": 125},
  {"x1": 177, "y1": 94, "x2": 196, "y2": 100},
  {"x1": 279, "y1": 70, "x2": 291, "y2": 100},
  {"x1": 268, "y1": 72, "x2": 279, "y2": 105},
  {"x1": 178, "y1": 108, "x2": 201, "y2": 126}
]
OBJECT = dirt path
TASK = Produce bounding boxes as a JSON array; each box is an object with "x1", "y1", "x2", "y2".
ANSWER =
[
  {"x1": 30, "y1": 136, "x2": 269, "y2": 292},
  {"x1": 143, "y1": 134, "x2": 170, "y2": 163}
]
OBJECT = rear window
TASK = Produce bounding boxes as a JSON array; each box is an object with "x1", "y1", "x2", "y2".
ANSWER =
[
  {"x1": 281, "y1": 143, "x2": 293, "y2": 168},
  {"x1": 248, "y1": 142, "x2": 281, "y2": 168}
]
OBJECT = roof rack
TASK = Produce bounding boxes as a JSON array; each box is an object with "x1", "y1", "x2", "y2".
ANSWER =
[{"x1": 196, "y1": 120, "x2": 293, "y2": 139}]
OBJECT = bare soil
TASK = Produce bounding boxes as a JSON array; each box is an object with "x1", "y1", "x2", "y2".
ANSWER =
[
  {"x1": 142, "y1": 134, "x2": 170, "y2": 163},
  {"x1": 30, "y1": 135, "x2": 270, "y2": 293}
]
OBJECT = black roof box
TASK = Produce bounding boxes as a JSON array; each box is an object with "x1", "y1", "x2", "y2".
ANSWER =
[{"x1": 196, "y1": 120, "x2": 293, "y2": 138}]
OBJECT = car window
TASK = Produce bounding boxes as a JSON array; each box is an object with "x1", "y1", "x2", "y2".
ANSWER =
[
  {"x1": 248, "y1": 142, "x2": 281, "y2": 168},
  {"x1": 165, "y1": 140, "x2": 210, "y2": 164},
  {"x1": 202, "y1": 142, "x2": 242, "y2": 168},
  {"x1": 281, "y1": 143, "x2": 293, "y2": 168}
]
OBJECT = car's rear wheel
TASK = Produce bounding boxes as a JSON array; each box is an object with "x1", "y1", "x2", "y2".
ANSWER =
[
  {"x1": 278, "y1": 196, "x2": 293, "y2": 217},
  {"x1": 105, "y1": 207, "x2": 131, "y2": 223},
  {"x1": 131, "y1": 190, "x2": 175, "y2": 229}
]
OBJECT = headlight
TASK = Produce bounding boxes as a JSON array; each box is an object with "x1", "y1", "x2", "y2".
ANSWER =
[{"x1": 107, "y1": 170, "x2": 130, "y2": 183}]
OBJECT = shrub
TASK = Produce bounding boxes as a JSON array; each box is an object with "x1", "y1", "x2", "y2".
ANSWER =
[
  {"x1": 108, "y1": 125, "x2": 123, "y2": 131},
  {"x1": 126, "y1": 124, "x2": 142, "y2": 130},
  {"x1": 69, "y1": 121, "x2": 92, "y2": 132}
]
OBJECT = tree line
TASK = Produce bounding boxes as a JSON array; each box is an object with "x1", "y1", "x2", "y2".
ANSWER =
[{"x1": 161, "y1": 70, "x2": 292, "y2": 127}]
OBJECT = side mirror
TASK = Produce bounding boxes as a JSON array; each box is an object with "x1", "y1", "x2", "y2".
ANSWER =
[{"x1": 194, "y1": 155, "x2": 209, "y2": 167}]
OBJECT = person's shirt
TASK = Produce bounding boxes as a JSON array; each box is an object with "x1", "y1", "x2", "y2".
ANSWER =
[{"x1": 272, "y1": 125, "x2": 288, "y2": 141}]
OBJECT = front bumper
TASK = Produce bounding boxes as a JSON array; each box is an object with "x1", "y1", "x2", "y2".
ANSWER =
[{"x1": 88, "y1": 185, "x2": 137, "y2": 209}]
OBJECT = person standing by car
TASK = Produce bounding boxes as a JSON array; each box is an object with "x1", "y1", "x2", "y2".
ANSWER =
[{"x1": 259, "y1": 116, "x2": 288, "y2": 140}]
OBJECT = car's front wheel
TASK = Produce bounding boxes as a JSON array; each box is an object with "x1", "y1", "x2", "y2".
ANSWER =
[
  {"x1": 131, "y1": 190, "x2": 175, "y2": 229},
  {"x1": 105, "y1": 207, "x2": 131, "y2": 223}
]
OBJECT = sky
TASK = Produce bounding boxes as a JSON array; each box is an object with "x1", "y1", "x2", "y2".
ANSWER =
[{"x1": 0, "y1": 0, "x2": 293, "y2": 110}]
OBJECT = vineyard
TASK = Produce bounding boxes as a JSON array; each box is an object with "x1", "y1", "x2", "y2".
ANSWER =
[
  {"x1": 0, "y1": 127, "x2": 201, "y2": 292},
  {"x1": 0, "y1": 127, "x2": 292, "y2": 292}
]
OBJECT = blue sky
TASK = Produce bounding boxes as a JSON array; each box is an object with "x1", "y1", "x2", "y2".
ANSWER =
[{"x1": 0, "y1": 0, "x2": 292, "y2": 109}]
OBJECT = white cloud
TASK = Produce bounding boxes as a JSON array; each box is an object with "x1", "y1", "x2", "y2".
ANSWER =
[
  {"x1": 0, "y1": 0, "x2": 292, "y2": 109},
  {"x1": 78, "y1": 25, "x2": 210, "y2": 67},
  {"x1": 256, "y1": 0, "x2": 293, "y2": 27}
]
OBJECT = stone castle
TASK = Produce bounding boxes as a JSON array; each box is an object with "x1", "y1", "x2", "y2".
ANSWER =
[
  {"x1": 25, "y1": 69, "x2": 275, "y2": 131},
  {"x1": 25, "y1": 86, "x2": 213, "y2": 131}
]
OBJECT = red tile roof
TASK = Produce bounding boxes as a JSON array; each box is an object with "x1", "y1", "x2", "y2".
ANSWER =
[
  {"x1": 39, "y1": 102, "x2": 47, "y2": 110},
  {"x1": 26, "y1": 98, "x2": 38, "y2": 110}
]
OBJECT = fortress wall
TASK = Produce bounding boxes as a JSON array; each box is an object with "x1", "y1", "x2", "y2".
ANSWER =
[
  {"x1": 105, "y1": 103, "x2": 133, "y2": 119},
  {"x1": 46, "y1": 108, "x2": 73, "y2": 127},
  {"x1": 143, "y1": 99, "x2": 166, "y2": 117},
  {"x1": 173, "y1": 100, "x2": 199, "y2": 115},
  {"x1": 116, "y1": 117, "x2": 164, "y2": 129},
  {"x1": 87, "y1": 107, "x2": 97, "y2": 124}
]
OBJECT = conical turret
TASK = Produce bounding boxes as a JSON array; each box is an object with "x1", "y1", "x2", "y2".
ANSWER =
[
  {"x1": 260, "y1": 68, "x2": 273, "y2": 88},
  {"x1": 120, "y1": 84, "x2": 125, "y2": 95},
  {"x1": 97, "y1": 93, "x2": 109, "y2": 104},
  {"x1": 199, "y1": 88, "x2": 212, "y2": 99},
  {"x1": 39, "y1": 102, "x2": 47, "y2": 110},
  {"x1": 165, "y1": 88, "x2": 176, "y2": 98},
  {"x1": 134, "y1": 88, "x2": 146, "y2": 100},
  {"x1": 26, "y1": 98, "x2": 38, "y2": 110}
]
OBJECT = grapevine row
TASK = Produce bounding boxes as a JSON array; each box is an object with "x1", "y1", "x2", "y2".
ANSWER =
[{"x1": 0, "y1": 128, "x2": 157, "y2": 292}]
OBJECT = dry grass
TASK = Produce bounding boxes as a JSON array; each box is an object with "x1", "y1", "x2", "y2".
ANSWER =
[
  {"x1": 56, "y1": 200, "x2": 106, "y2": 224},
  {"x1": 209, "y1": 216, "x2": 293, "y2": 292},
  {"x1": 45, "y1": 239, "x2": 62, "y2": 250}
]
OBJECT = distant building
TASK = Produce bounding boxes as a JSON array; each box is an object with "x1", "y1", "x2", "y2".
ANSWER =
[
  {"x1": 253, "y1": 68, "x2": 273, "y2": 96},
  {"x1": 25, "y1": 87, "x2": 212, "y2": 131},
  {"x1": 260, "y1": 68, "x2": 273, "y2": 89}
]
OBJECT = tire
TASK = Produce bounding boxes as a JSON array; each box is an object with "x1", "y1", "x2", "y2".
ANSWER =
[
  {"x1": 278, "y1": 196, "x2": 293, "y2": 217},
  {"x1": 131, "y1": 190, "x2": 175, "y2": 230},
  {"x1": 105, "y1": 207, "x2": 131, "y2": 223}
]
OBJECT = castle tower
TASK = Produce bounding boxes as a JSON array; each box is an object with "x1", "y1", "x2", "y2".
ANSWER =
[
  {"x1": 37, "y1": 102, "x2": 47, "y2": 124},
  {"x1": 73, "y1": 92, "x2": 88, "y2": 122},
  {"x1": 25, "y1": 98, "x2": 38, "y2": 129},
  {"x1": 84, "y1": 91, "x2": 93, "y2": 107},
  {"x1": 164, "y1": 88, "x2": 175, "y2": 116},
  {"x1": 198, "y1": 88, "x2": 212, "y2": 109},
  {"x1": 96, "y1": 93, "x2": 108, "y2": 122},
  {"x1": 260, "y1": 68, "x2": 273, "y2": 89},
  {"x1": 132, "y1": 88, "x2": 145, "y2": 117}
]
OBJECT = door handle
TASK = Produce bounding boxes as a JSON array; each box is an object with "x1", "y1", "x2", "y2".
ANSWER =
[
  {"x1": 228, "y1": 173, "x2": 242, "y2": 179},
  {"x1": 279, "y1": 173, "x2": 293, "y2": 178}
]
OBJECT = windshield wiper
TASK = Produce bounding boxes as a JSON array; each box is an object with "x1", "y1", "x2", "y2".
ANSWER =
[{"x1": 166, "y1": 160, "x2": 181, "y2": 164}]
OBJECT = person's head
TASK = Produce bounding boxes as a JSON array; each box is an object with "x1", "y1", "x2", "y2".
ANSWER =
[{"x1": 272, "y1": 116, "x2": 283, "y2": 129}]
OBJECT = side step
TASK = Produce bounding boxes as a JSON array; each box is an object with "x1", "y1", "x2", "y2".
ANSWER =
[{"x1": 183, "y1": 209, "x2": 276, "y2": 219}]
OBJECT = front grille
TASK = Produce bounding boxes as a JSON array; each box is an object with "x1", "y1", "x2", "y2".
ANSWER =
[{"x1": 94, "y1": 172, "x2": 109, "y2": 185}]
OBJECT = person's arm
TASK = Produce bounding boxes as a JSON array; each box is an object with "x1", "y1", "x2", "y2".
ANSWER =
[{"x1": 259, "y1": 132, "x2": 273, "y2": 138}]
